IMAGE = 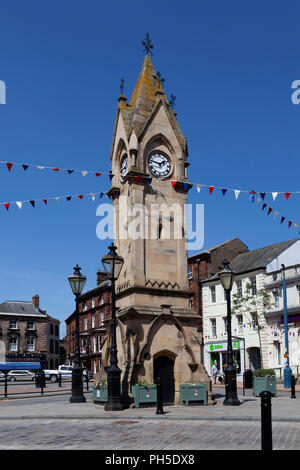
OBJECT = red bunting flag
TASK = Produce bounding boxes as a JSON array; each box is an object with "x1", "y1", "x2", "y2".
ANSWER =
[
  {"x1": 289, "y1": 220, "x2": 292, "y2": 228},
  {"x1": 6, "y1": 163, "x2": 13, "y2": 172},
  {"x1": 267, "y1": 207, "x2": 273, "y2": 215},
  {"x1": 3, "y1": 203, "x2": 9, "y2": 211},
  {"x1": 53, "y1": 168, "x2": 60, "y2": 172},
  {"x1": 78, "y1": 195, "x2": 83, "y2": 199},
  {"x1": 250, "y1": 190, "x2": 256, "y2": 194},
  {"x1": 43, "y1": 199, "x2": 47, "y2": 205},
  {"x1": 95, "y1": 173, "x2": 101, "y2": 177},
  {"x1": 209, "y1": 186, "x2": 214, "y2": 195},
  {"x1": 285, "y1": 192, "x2": 291, "y2": 200},
  {"x1": 171, "y1": 180, "x2": 176, "y2": 188},
  {"x1": 135, "y1": 176, "x2": 141, "y2": 184}
]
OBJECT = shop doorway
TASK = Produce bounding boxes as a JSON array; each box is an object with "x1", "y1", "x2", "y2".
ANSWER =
[
  {"x1": 248, "y1": 347, "x2": 261, "y2": 371},
  {"x1": 154, "y1": 355, "x2": 175, "y2": 405}
]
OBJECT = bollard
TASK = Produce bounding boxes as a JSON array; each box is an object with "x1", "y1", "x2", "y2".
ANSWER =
[
  {"x1": 86, "y1": 374, "x2": 89, "y2": 391},
  {"x1": 4, "y1": 372, "x2": 7, "y2": 398},
  {"x1": 260, "y1": 390, "x2": 272, "y2": 450},
  {"x1": 58, "y1": 373, "x2": 62, "y2": 387},
  {"x1": 156, "y1": 377, "x2": 164, "y2": 415},
  {"x1": 291, "y1": 375, "x2": 296, "y2": 399}
]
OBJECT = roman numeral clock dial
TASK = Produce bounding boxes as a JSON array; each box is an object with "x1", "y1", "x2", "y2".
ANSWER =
[{"x1": 147, "y1": 151, "x2": 172, "y2": 179}]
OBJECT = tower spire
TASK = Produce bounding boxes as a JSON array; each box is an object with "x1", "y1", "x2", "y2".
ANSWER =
[{"x1": 141, "y1": 33, "x2": 154, "y2": 56}]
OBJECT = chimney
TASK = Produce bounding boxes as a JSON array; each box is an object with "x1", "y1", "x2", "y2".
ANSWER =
[
  {"x1": 97, "y1": 270, "x2": 108, "y2": 286},
  {"x1": 32, "y1": 295, "x2": 39, "y2": 310}
]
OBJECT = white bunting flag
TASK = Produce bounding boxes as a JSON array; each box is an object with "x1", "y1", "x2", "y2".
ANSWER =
[
  {"x1": 90, "y1": 193, "x2": 95, "y2": 201},
  {"x1": 273, "y1": 211, "x2": 279, "y2": 219},
  {"x1": 81, "y1": 171, "x2": 88, "y2": 176},
  {"x1": 37, "y1": 166, "x2": 45, "y2": 170},
  {"x1": 16, "y1": 201, "x2": 22, "y2": 210},
  {"x1": 234, "y1": 190, "x2": 240, "y2": 200},
  {"x1": 272, "y1": 192, "x2": 278, "y2": 201},
  {"x1": 256, "y1": 197, "x2": 262, "y2": 204},
  {"x1": 197, "y1": 184, "x2": 202, "y2": 194}
]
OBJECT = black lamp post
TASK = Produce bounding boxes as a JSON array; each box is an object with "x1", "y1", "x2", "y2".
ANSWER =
[
  {"x1": 68, "y1": 264, "x2": 86, "y2": 403},
  {"x1": 218, "y1": 260, "x2": 240, "y2": 406},
  {"x1": 102, "y1": 244, "x2": 124, "y2": 411}
]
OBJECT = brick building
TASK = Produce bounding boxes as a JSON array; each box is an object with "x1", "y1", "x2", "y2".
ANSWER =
[
  {"x1": 188, "y1": 238, "x2": 249, "y2": 327},
  {"x1": 0, "y1": 295, "x2": 60, "y2": 368},
  {"x1": 65, "y1": 270, "x2": 111, "y2": 375}
]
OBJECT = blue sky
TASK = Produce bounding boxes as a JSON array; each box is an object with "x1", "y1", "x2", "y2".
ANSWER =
[{"x1": 0, "y1": 0, "x2": 300, "y2": 336}]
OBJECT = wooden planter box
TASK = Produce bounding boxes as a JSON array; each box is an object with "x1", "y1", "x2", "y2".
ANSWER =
[
  {"x1": 180, "y1": 383, "x2": 207, "y2": 406},
  {"x1": 93, "y1": 385, "x2": 107, "y2": 404},
  {"x1": 131, "y1": 384, "x2": 157, "y2": 408},
  {"x1": 253, "y1": 376, "x2": 277, "y2": 397}
]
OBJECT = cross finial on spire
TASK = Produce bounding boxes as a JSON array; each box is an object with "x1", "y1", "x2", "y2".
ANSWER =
[
  {"x1": 142, "y1": 33, "x2": 154, "y2": 56},
  {"x1": 120, "y1": 77, "x2": 125, "y2": 95},
  {"x1": 153, "y1": 71, "x2": 165, "y2": 88}
]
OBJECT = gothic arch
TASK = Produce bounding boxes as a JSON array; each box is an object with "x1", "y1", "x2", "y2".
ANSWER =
[
  {"x1": 143, "y1": 133, "x2": 175, "y2": 173},
  {"x1": 137, "y1": 313, "x2": 196, "y2": 365},
  {"x1": 114, "y1": 137, "x2": 128, "y2": 165}
]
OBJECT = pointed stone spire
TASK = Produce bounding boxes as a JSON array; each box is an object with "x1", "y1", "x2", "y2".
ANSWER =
[{"x1": 129, "y1": 54, "x2": 168, "y2": 136}]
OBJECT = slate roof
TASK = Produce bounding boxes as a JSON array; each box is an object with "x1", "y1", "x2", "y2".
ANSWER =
[
  {"x1": 202, "y1": 239, "x2": 298, "y2": 282},
  {"x1": 0, "y1": 301, "x2": 48, "y2": 317},
  {"x1": 188, "y1": 238, "x2": 246, "y2": 259}
]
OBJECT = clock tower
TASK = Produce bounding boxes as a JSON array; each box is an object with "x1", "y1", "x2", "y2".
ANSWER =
[{"x1": 104, "y1": 49, "x2": 212, "y2": 405}]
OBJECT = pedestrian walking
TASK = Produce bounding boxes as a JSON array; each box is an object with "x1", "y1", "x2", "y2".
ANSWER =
[{"x1": 212, "y1": 361, "x2": 218, "y2": 384}]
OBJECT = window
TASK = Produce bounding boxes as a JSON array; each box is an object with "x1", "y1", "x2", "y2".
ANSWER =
[
  {"x1": 236, "y1": 280, "x2": 242, "y2": 299},
  {"x1": 98, "y1": 335, "x2": 102, "y2": 352},
  {"x1": 210, "y1": 286, "x2": 216, "y2": 303},
  {"x1": 251, "y1": 313, "x2": 258, "y2": 329},
  {"x1": 188, "y1": 298, "x2": 193, "y2": 309},
  {"x1": 100, "y1": 312, "x2": 104, "y2": 324},
  {"x1": 9, "y1": 337, "x2": 18, "y2": 351},
  {"x1": 92, "y1": 314, "x2": 95, "y2": 328},
  {"x1": 9, "y1": 320, "x2": 18, "y2": 329},
  {"x1": 223, "y1": 317, "x2": 228, "y2": 335},
  {"x1": 210, "y1": 318, "x2": 217, "y2": 337},
  {"x1": 55, "y1": 325, "x2": 59, "y2": 337},
  {"x1": 93, "y1": 336, "x2": 97, "y2": 353},
  {"x1": 94, "y1": 361, "x2": 97, "y2": 374},
  {"x1": 187, "y1": 267, "x2": 193, "y2": 280},
  {"x1": 27, "y1": 337, "x2": 35, "y2": 351},
  {"x1": 50, "y1": 339, "x2": 54, "y2": 353},
  {"x1": 27, "y1": 321, "x2": 34, "y2": 330},
  {"x1": 237, "y1": 314, "x2": 243, "y2": 333},
  {"x1": 100, "y1": 296, "x2": 104, "y2": 305},
  {"x1": 50, "y1": 324, "x2": 54, "y2": 335},
  {"x1": 83, "y1": 318, "x2": 88, "y2": 330},
  {"x1": 55, "y1": 340, "x2": 59, "y2": 354},
  {"x1": 250, "y1": 277, "x2": 257, "y2": 295},
  {"x1": 92, "y1": 297, "x2": 95, "y2": 308},
  {"x1": 83, "y1": 302, "x2": 88, "y2": 311},
  {"x1": 297, "y1": 285, "x2": 300, "y2": 304},
  {"x1": 272, "y1": 273, "x2": 277, "y2": 282},
  {"x1": 273, "y1": 289, "x2": 281, "y2": 309}
]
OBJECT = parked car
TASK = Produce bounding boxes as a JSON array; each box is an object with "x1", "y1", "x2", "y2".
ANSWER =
[
  {"x1": 0, "y1": 372, "x2": 5, "y2": 382},
  {"x1": 7, "y1": 370, "x2": 36, "y2": 381},
  {"x1": 44, "y1": 365, "x2": 89, "y2": 382}
]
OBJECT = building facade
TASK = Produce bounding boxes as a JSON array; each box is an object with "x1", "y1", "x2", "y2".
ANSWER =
[
  {"x1": 0, "y1": 295, "x2": 60, "y2": 368},
  {"x1": 65, "y1": 270, "x2": 111, "y2": 375},
  {"x1": 201, "y1": 238, "x2": 300, "y2": 380}
]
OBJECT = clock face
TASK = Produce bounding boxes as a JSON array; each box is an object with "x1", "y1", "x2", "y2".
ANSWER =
[
  {"x1": 147, "y1": 152, "x2": 172, "y2": 179},
  {"x1": 120, "y1": 154, "x2": 128, "y2": 182}
]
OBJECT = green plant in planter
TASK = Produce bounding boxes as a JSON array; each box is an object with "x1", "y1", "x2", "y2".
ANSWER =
[
  {"x1": 253, "y1": 369, "x2": 276, "y2": 377},
  {"x1": 136, "y1": 379, "x2": 155, "y2": 386},
  {"x1": 93, "y1": 371, "x2": 107, "y2": 389}
]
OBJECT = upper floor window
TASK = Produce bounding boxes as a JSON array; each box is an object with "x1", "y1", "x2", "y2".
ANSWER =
[
  {"x1": 91, "y1": 314, "x2": 95, "y2": 328},
  {"x1": 236, "y1": 314, "x2": 243, "y2": 333},
  {"x1": 50, "y1": 324, "x2": 54, "y2": 335},
  {"x1": 100, "y1": 312, "x2": 104, "y2": 324},
  {"x1": 210, "y1": 318, "x2": 217, "y2": 337},
  {"x1": 210, "y1": 286, "x2": 216, "y2": 303},
  {"x1": 83, "y1": 302, "x2": 88, "y2": 311},
  {"x1": 188, "y1": 298, "x2": 193, "y2": 309},
  {"x1": 9, "y1": 336, "x2": 18, "y2": 351},
  {"x1": 55, "y1": 325, "x2": 59, "y2": 337},
  {"x1": 9, "y1": 320, "x2": 18, "y2": 329},
  {"x1": 236, "y1": 280, "x2": 243, "y2": 299},
  {"x1": 27, "y1": 337, "x2": 35, "y2": 351},
  {"x1": 273, "y1": 289, "x2": 281, "y2": 309},
  {"x1": 92, "y1": 297, "x2": 95, "y2": 308},
  {"x1": 100, "y1": 296, "x2": 104, "y2": 305},
  {"x1": 223, "y1": 317, "x2": 228, "y2": 335},
  {"x1": 187, "y1": 267, "x2": 193, "y2": 280},
  {"x1": 250, "y1": 277, "x2": 257, "y2": 295},
  {"x1": 27, "y1": 321, "x2": 34, "y2": 330},
  {"x1": 83, "y1": 318, "x2": 88, "y2": 330}
]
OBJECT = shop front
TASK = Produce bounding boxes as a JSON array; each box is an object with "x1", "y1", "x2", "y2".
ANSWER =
[{"x1": 204, "y1": 338, "x2": 245, "y2": 382}]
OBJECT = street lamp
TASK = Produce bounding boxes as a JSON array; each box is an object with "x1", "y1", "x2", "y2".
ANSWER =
[
  {"x1": 102, "y1": 244, "x2": 124, "y2": 411},
  {"x1": 218, "y1": 259, "x2": 240, "y2": 406},
  {"x1": 68, "y1": 264, "x2": 86, "y2": 403}
]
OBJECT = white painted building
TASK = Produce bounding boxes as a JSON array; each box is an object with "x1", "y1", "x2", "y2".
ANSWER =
[{"x1": 201, "y1": 238, "x2": 300, "y2": 380}]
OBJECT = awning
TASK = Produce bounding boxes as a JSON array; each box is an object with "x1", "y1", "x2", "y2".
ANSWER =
[{"x1": 0, "y1": 362, "x2": 41, "y2": 371}]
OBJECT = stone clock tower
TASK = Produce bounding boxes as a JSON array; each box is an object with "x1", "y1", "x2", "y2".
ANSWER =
[{"x1": 103, "y1": 51, "x2": 212, "y2": 405}]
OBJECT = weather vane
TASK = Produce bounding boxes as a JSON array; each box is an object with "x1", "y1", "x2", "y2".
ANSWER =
[
  {"x1": 170, "y1": 94, "x2": 176, "y2": 109},
  {"x1": 120, "y1": 77, "x2": 125, "y2": 95},
  {"x1": 142, "y1": 33, "x2": 154, "y2": 56},
  {"x1": 153, "y1": 71, "x2": 165, "y2": 88}
]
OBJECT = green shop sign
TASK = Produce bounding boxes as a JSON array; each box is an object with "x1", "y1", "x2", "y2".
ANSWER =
[{"x1": 210, "y1": 341, "x2": 240, "y2": 351}]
